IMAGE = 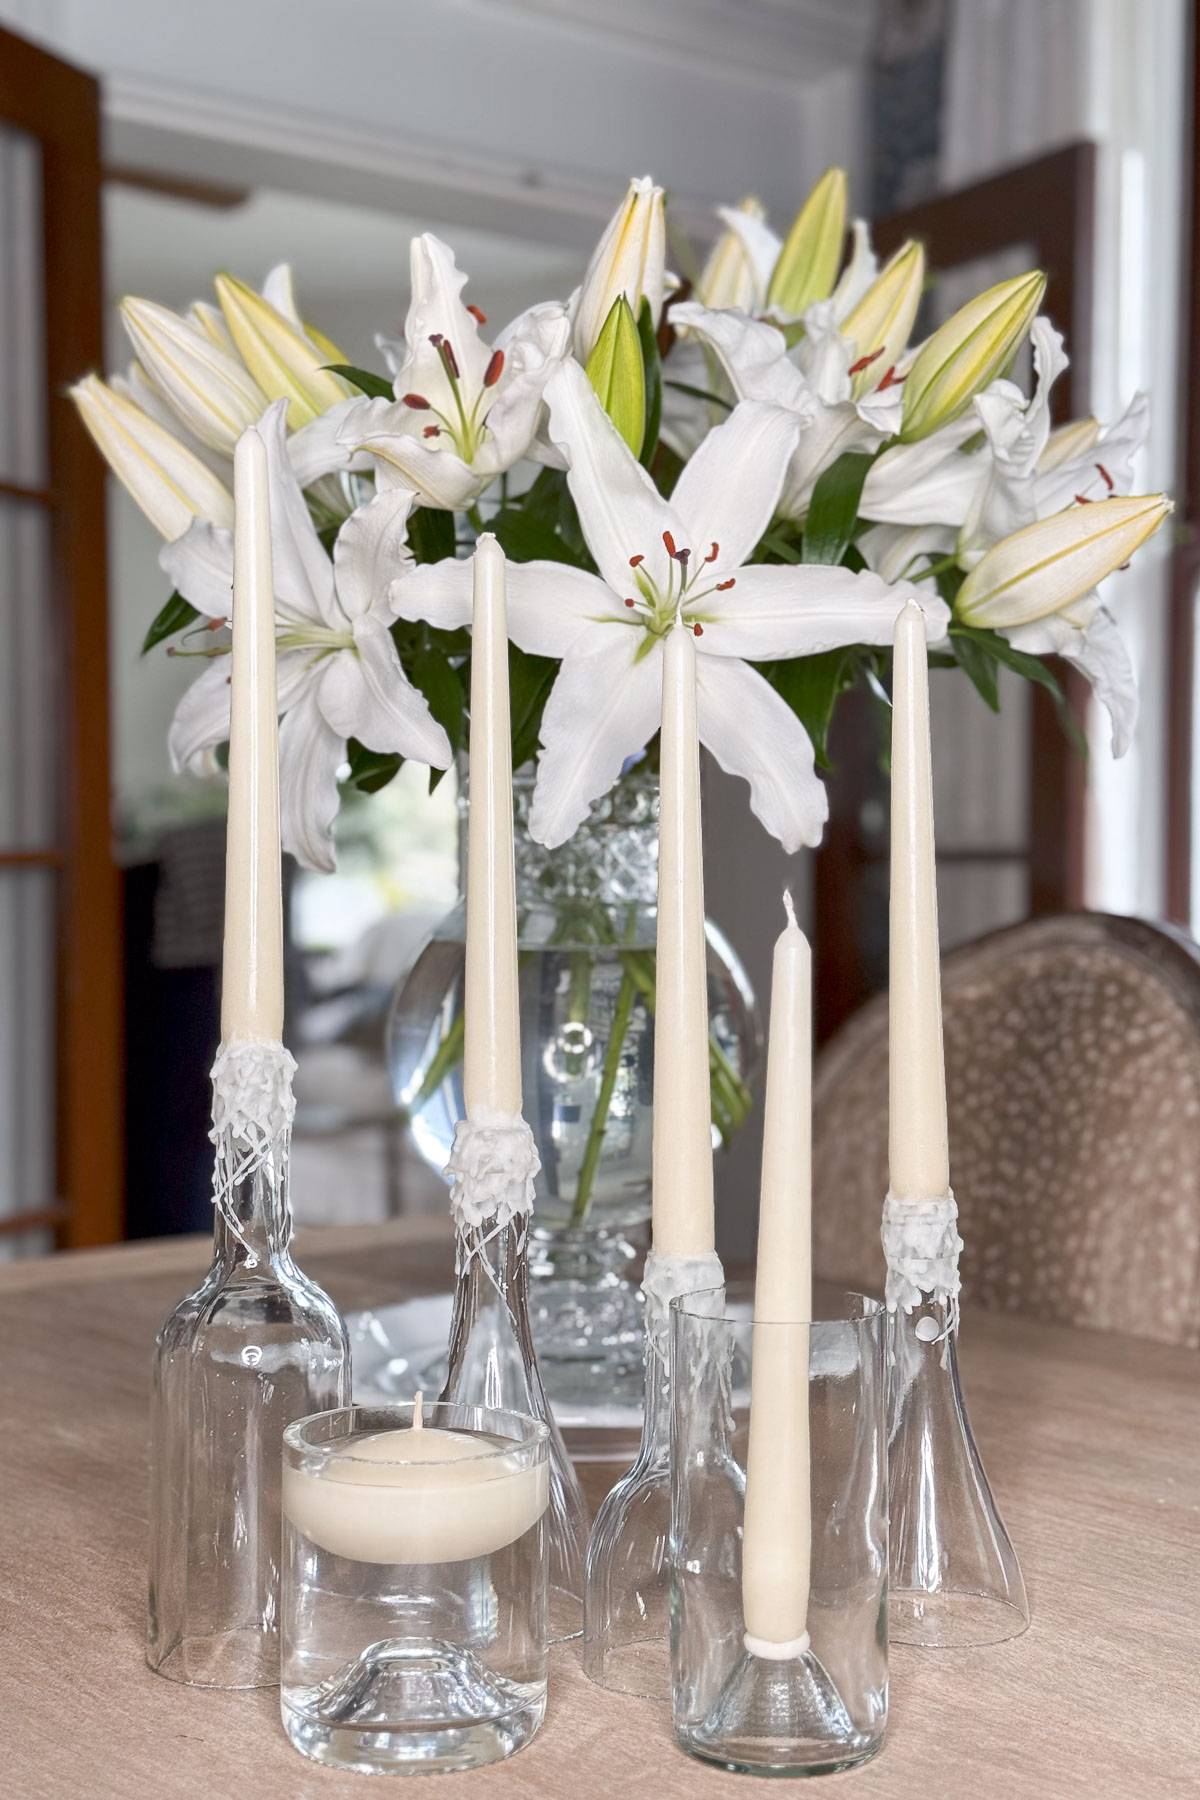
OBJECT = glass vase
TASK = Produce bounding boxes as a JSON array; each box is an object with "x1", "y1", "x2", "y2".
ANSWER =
[
  {"x1": 147, "y1": 1043, "x2": 351, "y2": 1688},
  {"x1": 388, "y1": 769, "x2": 759, "y2": 1408}
]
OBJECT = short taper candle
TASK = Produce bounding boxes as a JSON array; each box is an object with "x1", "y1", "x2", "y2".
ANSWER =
[
  {"x1": 221, "y1": 426, "x2": 284, "y2": 1043},
  {"x1": 463, "y1": 535, "x2": 522, "y2": 1115},
  {"x1": 651, "y1": 623, "x2": 715, "y2": 1258},
  {"x1": 741, "y1": 894, "x2": 813, "y2": 1655},
  {"x1": 889, "y1": 598, "x2": 951, "y2": 1200}
]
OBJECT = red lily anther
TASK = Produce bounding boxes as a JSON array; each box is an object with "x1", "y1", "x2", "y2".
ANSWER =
[
  {"x1": 716, "y1": 578, "x2": 736, "y2": 591},
  {"x1": 403, "y1": 393, "x2": 430, "y2": 409},
  {"x1": 483, "y1": 349, "x2": 505, "y2": 388},
  {"x1": 692, "y1": 623, "x2": 704, "y2": 636},
  {"x1": 705, "y1": 542, "x2": 719, "y2": 562},
  {"x1": 423, "y1": 425, "x2": 440, "y2": 438},
  {"x1": 629, "y1": 553, "x2": 645, "y2": 568},
  {"x1": 1074, "y1": 494, "x2": 1093, "y2": 505},
  {"x1": 848, "y1": 347, "x2": 885, "y2": 377},
  {"x1": 467, "y1": 304, "x2": 488, "y2": 325},
  {"x1": 663, "y1": 530, "x2": 678, "y2": 557},
  {"x1": 878, "y1": 365, "x2": 905, "y2": 390},
  {"x1": 1097, "y1": 462, "x2": 1114, "y2": 491}
]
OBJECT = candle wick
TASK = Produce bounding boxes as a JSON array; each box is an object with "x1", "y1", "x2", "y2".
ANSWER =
[
  {"x1": 412, "y1": 1391, "x2": 424, "y2": 1431},
  {"x1": 782, "y1": 888, "x2": 798, "y2": 930}
]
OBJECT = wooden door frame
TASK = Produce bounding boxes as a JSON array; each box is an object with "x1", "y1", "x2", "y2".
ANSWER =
[{"x1": 0, "y1": 27, "x2": 122, "y2": 1245}]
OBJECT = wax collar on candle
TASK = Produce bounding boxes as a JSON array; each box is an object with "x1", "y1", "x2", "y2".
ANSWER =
[
  {"x1": 208, "y1": 1039, "x2": 297, "y2": 1267},
  {"x1": 445, "y1": 1106, "x2": 540, "y2": 1230},
  {"x1": 881, "y1": 1191, "x2": 962, "y2": 1356}
]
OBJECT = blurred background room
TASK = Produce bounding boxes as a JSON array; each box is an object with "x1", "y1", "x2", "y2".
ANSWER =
[{"x1": 0, "y1": 0, "x2": 1194, "y2": 1264}]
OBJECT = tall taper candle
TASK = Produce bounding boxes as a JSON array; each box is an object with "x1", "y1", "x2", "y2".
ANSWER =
[
  {"x1": 651, "y1": 624, "x2": 714, "y2": 1258},
  {"x1": 741, "y1": 893, "x2": 813, "y2": 1655},
  {"x1": 463, "y1": 534, "x2": 522, "y2": 1115},
  {"x1": 889, "y1": 597, "x2": 951, "y2": 1199},
  {"x1": 221, "y1": 426, "x2": 284, "y2": 1043}
]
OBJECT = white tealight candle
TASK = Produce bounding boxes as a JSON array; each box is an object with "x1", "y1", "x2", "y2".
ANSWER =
[
  {"x1": 741, "y1": 896, "x2": 813, "y2": 1658},
  {"x1": 283, "y1": 1396, "x2": 548, "y2": 1566},
  {"x1": 221, "y1": 427, "x2": 284, "y2": 1043},
  {"x1": 651, "y1": 624, "x2": 715, "y2": 1258},
  {"x1": 889, "y1": 599, "x2": 951, "y2": 1201},
  {"x1": 463, "y1": 534, "x2": 522, "y2": 1116}
]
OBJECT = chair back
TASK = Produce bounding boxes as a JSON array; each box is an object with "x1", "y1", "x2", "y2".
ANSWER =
[{"x1": 812, "y1": 913, "x2": 1200, "y2": 1346}]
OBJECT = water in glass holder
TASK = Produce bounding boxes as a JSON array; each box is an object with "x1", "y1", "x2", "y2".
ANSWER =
[
  {"x1": 281, "y1": 1402, "x2": 549, "y2": 1776},
  {"x1": 670, "y1": 1291, "x2": 888, "y2": 1778}
]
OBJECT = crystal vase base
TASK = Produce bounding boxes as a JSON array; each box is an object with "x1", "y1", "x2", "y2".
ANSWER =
[
  {"x1": 281, "y1": 1639, "x2": 546, "y2": 1775},
  {"x1": 528, "y1": 1227, "x2": 646, "y2": 1411}
]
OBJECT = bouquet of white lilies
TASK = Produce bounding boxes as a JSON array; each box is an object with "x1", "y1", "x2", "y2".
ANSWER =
[{"x1": 75, "y1": 168, "x2": 1170, "y2": 875}]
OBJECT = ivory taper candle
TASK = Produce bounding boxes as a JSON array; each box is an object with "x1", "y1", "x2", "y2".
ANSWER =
[
  {"x1": 651, "y1": 623, "x2": 715, "y2": 1258},
  {"x1": 221, "y1": 426, "x2": 284, "y2": 1043},
  {"x1": 463, "y1": 535, "x2": 522, "y2": 1115},
  {"x1": 889, "y1": 598, "x2": 951, "y2": 1200},
  {"x1": 283, "y1": 1394, "x2": 549, "y2": 1565},
  {"x1": 741, "y1": 894, "x2": 813, "y2": 1656}
]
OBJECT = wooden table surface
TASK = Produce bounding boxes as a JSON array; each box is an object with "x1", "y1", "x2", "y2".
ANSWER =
[{"x1": 2, "y1": 1218, "x2": 1197, "y2": 1799}]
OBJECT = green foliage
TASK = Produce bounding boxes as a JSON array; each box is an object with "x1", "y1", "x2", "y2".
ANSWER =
[
  {"x1": 800, "y1": 450, "x2": 874, "y2": 566},
  {"x1": 488, "y1": 505, "x2": 582, "y2": 566},
  {"x1": 950, "y1": 622, "x2": 1087, "y2": 755},
  {"x1": 509, "y1": 644, "x2": 558, "y2": 772},
  {"x1": 345, "y1": 739, "x2": 403, "y2": 794},
  {"x1": 585, "y1": 296, "x2": 645, "y2": 457},
  {"x1": 323, "y1": 363, "x2": 393, "y2": 400},
  {"x1": 410, "y1": 643, "x2": 467, "y2": 790},
  {"x1": 760, "y1": 647, "x2": 864, "y2": 768},
  {"x1": 408, "y1": 506, "x2": 456, "y2": 564},
  {"x1": 636, "y1": 298, "x2": 663, "y2": 468},
  {"x1": 142, "y1": 591, "x2": 201, "y2": 655}
]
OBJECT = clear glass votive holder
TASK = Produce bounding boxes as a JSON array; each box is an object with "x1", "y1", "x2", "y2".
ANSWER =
[
  {"x1": 281, "y1": 1402, "x2": 549, "y2": 1776},
  {"x1": 670, "y1": 1290, "x2": 888, "y2": 1778}
]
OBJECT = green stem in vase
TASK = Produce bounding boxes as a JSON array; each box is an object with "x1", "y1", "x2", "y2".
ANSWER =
[
  {"x1": 406, "y1": 1010, "x2": 465, "y2": 1115},
  {"x1": 569, "y1": 960, "x2": 639, "y2": 1228}
]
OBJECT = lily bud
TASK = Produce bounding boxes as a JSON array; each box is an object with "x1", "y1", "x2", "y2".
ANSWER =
[
  {"x1": 119, "y1": 297, "x2": 265, "y2": 455},
  {"x1": 1037, "y1": 415, "x2": 1101, "y2": 473},
  {"x1": 840, "y1": 238, "x2": 925, "y2": 396},
  {"x1": 574, "y1": 176, "x2": 666, "y2": 361},
  {"x1": 957, "y1": 494, "x2": 1172, "y2": 629},
  {"x1": 214, "y1": 273, "x2": 350, "y2": 429},
  {"x1": 900, "y1": 270, "x2": 1046, "y2": 441},
  {"x1": 70, "y1": 374, "x2": 235, "y2": 539},
  {"x1": 765, "y1": 167, "x2": 847, "y2": 318},
  {"x1": 585, "y1": 296, "x2": 645, "y2": 458},
  {"x1": 697, "y1": 197, "x2": 768, "y2": 311}
]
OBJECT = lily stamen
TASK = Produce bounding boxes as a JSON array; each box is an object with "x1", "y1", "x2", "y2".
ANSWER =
[
  {"x1": 1097, "y1": 463, "x2": 1114, "y2": 491},
  {"x1": 484, "y1": 349, "x2": 505, "y2": 388},
  {"x1": 848, "y1": 347, "x2": 885, "y2": 377},
  {"x1": 466, "y1": 304, "x2": 488, "y2": 325}
]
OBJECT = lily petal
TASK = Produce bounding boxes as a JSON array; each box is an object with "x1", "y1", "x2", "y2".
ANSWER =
[
  {"x1": 1008, "y1": 606, "x2": 1138, "y2": 757},
  {"x1": 1035, "y1": 390, "x2": 1149, "y2": 515},
  {"x1": 670, "y1": 301, "x2": 812, "y2": 413},
  {"x1": 257, "y1": 399, "x2": 340, "y2": 627},
  {"x1": 695, "y1": 655, "x2": 828, "y2": 852},
  {"x1": 529, "y1": 629, "x2": 663, "y2": 848},
  {"x1": 278, "y1": 684, "x2": 345, "y2": 872},
  {"x1": 288, "y1": 398, "x2": 371, "y2": 486},
  {"x1": 332, "y1": 485, "x2": 415, "y2": 619},
  {"x1": 392, "y1": 556, "x2": 612, "y2": 660},
  {"x1": 340, "y1": 398, "x2": 486, "y2": 509},
  {"x1": 168, "y1": 646, "x2": 313, "y2": 772},
  {"x1": 161, "y1": 520, "x2": 234, "y2": 621},
  {"x1": 696, "y1": 564, "x2": 944, "y2": 659},
  {"x1": 858, "y1": 522, "x2": 956, "y2": 585},
  {"x1": 317, "y1": 614, "x2": 451, "y2": 766},
  {"x1": 859, "y1": 413, "x2": 986, "y2": 526},
  {"x1": 671, "y1": 401, "x2": 801, "y2": 572},
  {"x1": 544, "y1": 359, "x2": 684, "y2": 594}
]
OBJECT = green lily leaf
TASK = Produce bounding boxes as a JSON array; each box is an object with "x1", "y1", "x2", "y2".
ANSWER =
[
  {"x1": 488, "y1": 506, "x2": 582, "y2": 567},
  {"x1": 509, "y1": 644, "x2": 558, "y2": 773},
  {"x1": 411, "y1": 645, "x2": 467, "y2": 791},
  {"x1": 409, "y1": 506, "x2": 456, "y2": 564},
  {"x1": 801, "y1": 450, "x2": 874, "y2": 566},
  {"x1": 142, "y1": 591, "x2": 201, "y2": 655},
  {"x1": 761, "y1": 647, "x2": 861, "y2": 768},
  {"x1": 586, "y1": 295, "x2": 645, "y2": 458},
  {"x1": 323, "y1": 363, "x2": 393, "y2": 400},
  {"x1": 346, "y1": 739, "x2": 403, "y2": 794},
  {"x1": 637, "y1": 296, "x2": 663, "y2": 469}
]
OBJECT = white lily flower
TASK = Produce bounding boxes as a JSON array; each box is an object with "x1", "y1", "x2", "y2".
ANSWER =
[
  {"x1": 336, "y1": 234, "x2": 571, "y2": 511},
  {"x1": 697, "y1": 198, "x2": 776, "y2": 312},
  {"x1": 119, "y1": 297, "x2": 268, "y2": 455},
  {"x1": 70, "y1": 373, "x2": 235, "y2": 539},
  {"x1": 163, "y1": 401, "x2": 451, "y2": 871},
  {"x1": 671, "y1": 296, "x2": 903, "y2": 519},
  {"x1": 392, "y1": 360, "x2": 946, "y2": 851},
  {"x1": 572, "y1": 176, "x2": 667, "y2": 359},
  {"x1": 1007, "y1": 606, "x2": 1139, "y2": 757}
]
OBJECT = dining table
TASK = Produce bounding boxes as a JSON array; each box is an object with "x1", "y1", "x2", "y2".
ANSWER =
[{"x1": 1, "y1": 1214, "x2": 1196, "y2": 1799}]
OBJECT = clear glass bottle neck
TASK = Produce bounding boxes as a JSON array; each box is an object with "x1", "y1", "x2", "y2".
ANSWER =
[
  {"x1": 211, "y1": 1141, "x2": 293, "y2": 1271},
  {"x1": 637, "y1": 1333, "x2": 673, "y2": 1465}
]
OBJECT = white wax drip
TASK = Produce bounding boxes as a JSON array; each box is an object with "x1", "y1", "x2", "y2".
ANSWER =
[
  {"x1": 445, "y1": 1106, "x2": 540, "y2": 1231},
  {"x1": 881, "y1": 1191, "x2": 962, "y2": 1357},
  {"x1": 641, "y1": 1249, "x2": 726, "y2": 1358},
  {"x1": 208, "y1": 1037, "x2": 297, "y2": 1268}
]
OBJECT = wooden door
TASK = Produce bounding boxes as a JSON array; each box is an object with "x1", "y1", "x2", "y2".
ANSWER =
[{"x1": 0, "y1": 27, "x2": 121, "y2": 1249}]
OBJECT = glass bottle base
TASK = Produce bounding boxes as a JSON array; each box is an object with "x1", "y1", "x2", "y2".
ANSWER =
[
  {"x1": 281, "y1": 1639, "x2": 546, "y2": 1775},
  {"x1": 889, "y1": 1586, "x2": 1029, "y2": 1648},
  {"x1": 147, "y1": 1625, "x2": 277, "y2": 1690}
]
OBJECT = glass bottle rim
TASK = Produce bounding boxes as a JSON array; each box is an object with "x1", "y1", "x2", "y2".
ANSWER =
[
  {"x1": 669, "y1": 1285, "x2": 883, "y2": 1328},
  {"x1": 284, "y1": 1400, "x2": 550, "y2": 1468}
]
